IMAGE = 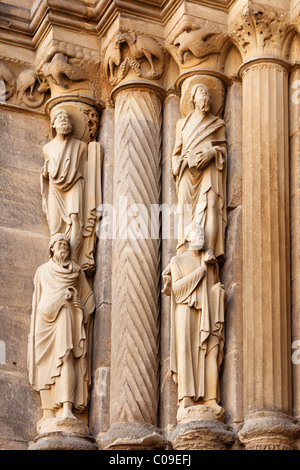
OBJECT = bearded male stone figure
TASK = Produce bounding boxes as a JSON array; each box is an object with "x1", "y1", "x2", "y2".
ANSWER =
[
  {"x1": 172, "y1": 83, "x2": 227, "y2": 261},
  {"x1": 41, "y1": 108, "x2": 87, "y2": 264},
  {"x1": 27, "y1": 233, "x2": 95, "y2": 430},
  {"x1": 162, "y1": 231, "x2": 226, "y2": 419}
]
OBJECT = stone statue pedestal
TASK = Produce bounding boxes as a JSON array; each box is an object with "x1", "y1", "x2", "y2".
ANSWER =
[
  {"x1": 170, "y1": 405, "x2": 234, "y2": 450},
  {"x1": 98, "y1": 422, "x2": 165, "y2": 450},
  {"x1": 28, "y1": 417, "x2": 98, "y2": 450}
]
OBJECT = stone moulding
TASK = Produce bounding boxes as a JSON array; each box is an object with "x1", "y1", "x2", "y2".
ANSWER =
[{"x1": 0, "y1": 1, "x2": 238, "y2": 48}]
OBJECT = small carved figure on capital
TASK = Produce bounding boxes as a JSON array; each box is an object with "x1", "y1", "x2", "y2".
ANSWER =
[{"x1": 28, "y1": 233, "x2": 95, "y2": 433}]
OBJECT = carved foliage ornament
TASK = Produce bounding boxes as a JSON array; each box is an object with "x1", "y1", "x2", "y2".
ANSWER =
[
  {"x1": 103, "y1": 29, "x2": 165, "y2": 86},
  {"x1": 231, "y1": 3, "x2": 295, "y2": 60}
]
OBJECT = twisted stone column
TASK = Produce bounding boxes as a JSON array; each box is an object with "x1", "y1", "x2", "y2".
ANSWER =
[{"x1": 99, "y1": 84, "x2": 164, "y2": 449}]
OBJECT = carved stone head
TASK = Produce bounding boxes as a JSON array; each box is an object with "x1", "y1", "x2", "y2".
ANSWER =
[
  {"x1": 50, "y1": 107, "x2": 73, "y2": 137},
  {"x1": 190, "y1": 83, "x2": 211, "y2": 113},
  {"x1": 49, "y1": 233, "x2": 71, "y2": 263}
]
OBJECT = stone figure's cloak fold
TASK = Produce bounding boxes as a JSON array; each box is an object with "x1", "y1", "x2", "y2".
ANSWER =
[
  {"x1": 28, "y1": 259, "x2": 94, "y2": 410},
  {"x1": 172, "y1": 112, "x2": 227, "y2": 258},
  {"x1": 168, "y1": 253, "x2": 226, "y2": 401}
]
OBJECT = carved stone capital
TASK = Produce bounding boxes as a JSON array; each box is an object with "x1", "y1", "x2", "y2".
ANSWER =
[
  {"x1": 231, "y1": 3, "x2": 295, "y2": 62},
  {"x1": 167, "y1": 20, "x2": 228, "y2": 72},
  {"x1": 36, "y1": 41, "x2": 101, "y2": 100},
  {"x1": 103, "y1": 28, "x2": 166, "y2": 87}
]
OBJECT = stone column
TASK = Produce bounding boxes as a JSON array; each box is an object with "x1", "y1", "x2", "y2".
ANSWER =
[
  {"x1": 231, "y1": 4, "x2": 299, "y2": 450},
  {"x1": 98, "y1": 30, "x2": 166, "y2": 450},
  {"x1": 164, "y1": 21, "x2": 234, "y2": 450},
  {"x1": 290, "y1": 64, "x2": 300, "y2": 426}
]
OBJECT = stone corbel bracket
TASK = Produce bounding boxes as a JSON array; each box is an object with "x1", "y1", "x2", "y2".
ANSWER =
[
  {"x1": 103, "y1": 28, "x2": 166, "y2": 87},
  {"x1": 166, "y1": 19, "x2": 230, "y2": 73},
  {"x1": 230, "y1": 2, "x2": 296, "y2": 63}
]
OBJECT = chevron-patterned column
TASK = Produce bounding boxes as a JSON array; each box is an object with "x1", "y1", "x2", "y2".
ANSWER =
[{"x1": 99, "y1": 85, "x2": 164, "y2": 449}]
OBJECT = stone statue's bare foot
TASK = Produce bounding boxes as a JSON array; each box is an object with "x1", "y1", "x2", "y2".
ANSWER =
[
  {"x1": 204, "y1": 248, "x2": 217, "y2": 264},
  {"x1": 182, "y1": 397, "x2": 194, "y2": 408},
  {"x1": 62, "y1": 402, "x2": 77, "y2": 420}
]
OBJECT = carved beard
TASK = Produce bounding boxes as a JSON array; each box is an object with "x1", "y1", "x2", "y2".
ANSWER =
[
  {"x1": 55, "y1": 121, "x2": 72, "y2": 135},
  {"x1": 53, "y1": 249, "x2": 70, "y2": 265},
  {"x1": 199, "y1": 97, "x2": 210, "y2": 113}
]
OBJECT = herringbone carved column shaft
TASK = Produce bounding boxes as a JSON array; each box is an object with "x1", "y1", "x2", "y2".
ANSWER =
[{"x1": 111, "y1": 89, "x2": 162, "y2": 425}]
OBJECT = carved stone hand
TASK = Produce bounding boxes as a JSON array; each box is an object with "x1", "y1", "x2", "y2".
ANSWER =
[{"x1": 196, "y1": 148, "x2": 216, "y2": 169}]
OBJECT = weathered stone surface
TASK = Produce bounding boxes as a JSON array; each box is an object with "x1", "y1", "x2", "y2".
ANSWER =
[
  {"x1": 0, "y1": 109, "x2": 48, "y2": 173},
  {"x1": 169, "y1": 419, "x2": 234, "y2": 450},
  {"x1": 0, "y1": 165, "x2": 48, "y2": 235},
  {"x1": 0, "y1": 374, "x2": 40, "y2": 449},
  {"x1": 0, "y1": 308, "x2": 30, "y2": 373},
  {"x1": 0, "y1": 227, "x2": 48, "y2": 311},
  {"x1": 28, "y1": 432, "x2": 98, "y2": 450},
  {"x1": 98, "y1": 422, "x2": 165, "y2": 450}
]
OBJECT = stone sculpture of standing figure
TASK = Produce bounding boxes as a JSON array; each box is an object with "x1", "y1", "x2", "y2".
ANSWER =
[
  {"x1": 41, "y1": 107, "x2": 101, "y2": 273},
  {"x1": 172, "y1": 82, "x2": 227, "y2": 261},
  {"x1": 28, "y1": 233, "x2": 95, "y2": 432},
  {"x1": 163, "y1": 78, "x2": 227, "y2": 422}
]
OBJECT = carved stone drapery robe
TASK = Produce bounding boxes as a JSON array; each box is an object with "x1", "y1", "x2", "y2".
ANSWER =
[
  {"x1": 27, "y1": 258, "x2": 95, "y2": 411},
  {"x1": 41, "y1": 136, "x2": 102, "y2": 272},
  {"x1": 167, "y1": 251, "x2": 226, "y2": 403},
  {"x1": 41, "y1": 135, "x2": 87, "y2": 236},
  {"x1": 172, "y1": 111, "x2": 227, "y2": 256}
]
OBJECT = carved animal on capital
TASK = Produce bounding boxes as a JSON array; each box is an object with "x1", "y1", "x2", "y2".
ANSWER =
[
  {"x1": 104, "y1": 36, "x2": 127, "y2": 85},
  {"x1": 119, "y1": 31, "x2": 165, "y2": 79},
  {"x1": 105, "y1": 31, "x2": 165, "y2": 85},
  {"x1": 41, "y1": 53, "x2": 90, "y2": 89},
  {"x1": 16, "y1": 68, "x2": 47, "y2": 108},
  {"x1": 0, "y1": 61, "x2": 15, "y2": 101},
  {"x1": 171, "y1": 23, "x2": 222, "y2": 64}
]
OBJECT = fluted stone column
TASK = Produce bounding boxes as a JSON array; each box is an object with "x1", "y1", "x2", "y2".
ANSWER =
[
  {"x1": 290, "y1": 65, "x2": 300, "y2": 426},
  {"x1": 231, "y1": 5, "x2": 299, "y2": 450},
  {"x1": 98, "y1": 81, "x2": 165, "y2": 450}
]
